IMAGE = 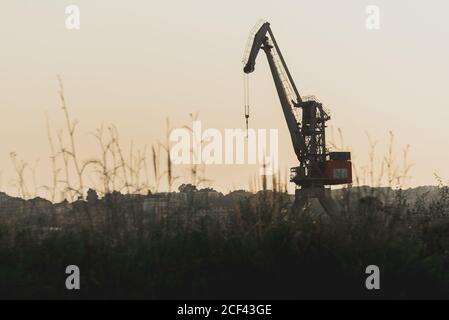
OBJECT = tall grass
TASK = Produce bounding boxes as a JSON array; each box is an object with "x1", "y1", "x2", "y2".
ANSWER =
[
  {"x1": 7, "y1": 79, "x2": 203, "y2": 201},
  {"x1": 1, "y1": 177, "x2": 449, "y2": 299}
]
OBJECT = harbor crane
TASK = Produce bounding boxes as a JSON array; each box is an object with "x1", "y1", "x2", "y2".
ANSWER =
[{"x1": 242, "y1": 21, "x2": 352, "y2": 217}]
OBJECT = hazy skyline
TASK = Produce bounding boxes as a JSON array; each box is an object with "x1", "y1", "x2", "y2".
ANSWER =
[{"x1": 1, "y1": 0, "x2": 448, "y2": 197}]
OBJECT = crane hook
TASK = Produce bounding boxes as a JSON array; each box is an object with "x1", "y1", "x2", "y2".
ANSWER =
[{"x1": 243, "y1": 73, "x2": 250, "y2": 138}]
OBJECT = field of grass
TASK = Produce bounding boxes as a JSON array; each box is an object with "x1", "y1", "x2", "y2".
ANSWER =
[{"x1": 0, "y1": 185, "x2": 449, "y2": 299}]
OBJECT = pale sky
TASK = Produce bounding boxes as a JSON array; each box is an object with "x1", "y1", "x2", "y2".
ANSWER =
[{"x1": 1, "y1": 0, "x2": 448, "y2": 198}]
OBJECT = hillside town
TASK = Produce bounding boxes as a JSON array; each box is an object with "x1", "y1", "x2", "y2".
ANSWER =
[
  {"x1": 0, "y1": 184, "x2": 266, "y2": 230},
  {"x1": 0, "y1": 184, "x2": 445, "y2": 232}
]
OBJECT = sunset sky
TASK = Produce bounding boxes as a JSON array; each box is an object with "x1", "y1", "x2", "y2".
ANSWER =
[{"x1": 1, "y1": 0, "x2": 448, "y2": 198}]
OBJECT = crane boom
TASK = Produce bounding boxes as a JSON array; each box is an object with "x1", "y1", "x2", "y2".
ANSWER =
[{"x1": 243, "y1": 22, "x2": 306, "y2": 163}]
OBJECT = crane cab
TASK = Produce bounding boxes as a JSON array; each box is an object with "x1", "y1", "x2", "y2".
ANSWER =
[
  {"x1": 290, "y1": 151, "x2": 352, "y2": 186},
  {"x1": 325, "y1": 152, "x2": 352, "y2": 185}
]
